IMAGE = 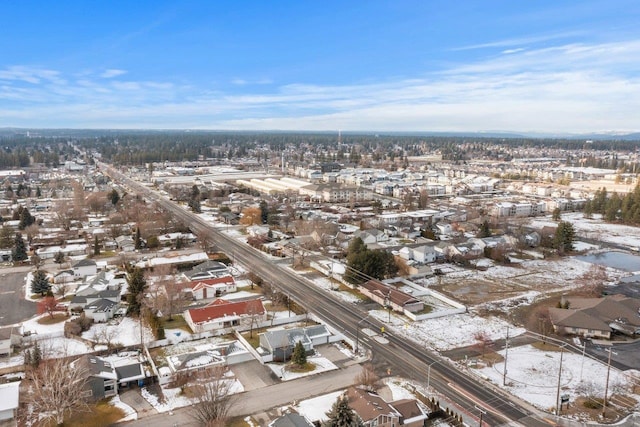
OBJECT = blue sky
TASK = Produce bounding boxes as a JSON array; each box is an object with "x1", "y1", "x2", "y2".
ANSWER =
[{"x1": 1, "y1": 1, "x2": 639, "y2": 133}]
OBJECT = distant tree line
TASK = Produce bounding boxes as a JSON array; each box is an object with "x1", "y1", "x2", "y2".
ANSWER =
[{"x1": 584, "y1": 185, "x2": 640, "y2": 224}]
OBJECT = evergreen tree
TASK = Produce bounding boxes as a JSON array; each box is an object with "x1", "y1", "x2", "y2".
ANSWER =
[
  {"x1": 31, "y1": 269, "x2": 51, "y2": 296},
  {"x1": 18, "y1": 207, "x2": 35, "y2": 230},
  {"x1": 36, "y1": 186, "x2": 42, "y2": 198},
  {"x1": 23, "y1": 348, "x2": 31, "y2": 366},
  {"x1": 479, "y1": 220, "x2": 492, "y2": 237},
  {"x1": 12, "y1": 233, "x2": 28, "y2": 262},
  {"x1": 93, "y1": 235, "x2": 100, "y2": 256},
  {"x1": 108, "y1": 189, "x2": 120, "y2": 206},
  {"x1": 134, "y1": 227, "x2": 142, "y2": 250},
  {"x1": 32, "y1": 342, "x2": 42, "y2": 368},
  {"x1": 554, "y1": 221, "x2": 576, "y2": 254},
  {"x1": 126, "y1": 267, "x2": 147, "y2": 315},
  {"x1": 291, "y1": 340, "x2": 307, "y2": 366},
  {"x1": 323, "y1": 395, "x2": 364, "y2": 427}
]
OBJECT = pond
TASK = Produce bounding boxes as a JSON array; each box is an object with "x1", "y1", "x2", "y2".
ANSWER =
[{"x1": 575, "y1": 251, "x2": 640, "y2": 272}]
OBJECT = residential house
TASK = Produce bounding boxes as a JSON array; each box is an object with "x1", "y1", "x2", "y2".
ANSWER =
[
  {"x1": 115, "y1": 235, "x2": 135, "y2": 252},
  {"x1": 186, "y1": 276, "x2": 237, "y2": 300},
  {"x1": 359, "y1": 280, "x2": 424, "y2": 313},
  {"x1": 344, "y1": 387, "x2": 429, "y2": 427},
  {"x1": 182, "y1": 260, "x2": 230, "y2": 281},
  {"x1": 69, "y1": 288, "x2": 121, "y2": 321},
  {"x1": 269, "y1": 413, "x2": 315, "y2": 427},
  {"x1": 183, "y1": 298, "x2": 266, "y2": 334},
  {"x1": 398, "y1": 245, "x2": 436, "y2": 264},
  {"x1": 72, "y1": 258, "x2": 97, "y2": 278},
  {"x1": 346, "y1": 387, "x2": 400, "y2": 427},
  {"x1": 354, "y1": 229, "x2": 389, "y2": 246},
  {"x1": 0, "y1": 327, "x2": 21, "y2": 355},
  {"x1": 549, "y1": 295, "x2": 640, "y2": 339},
  {"x1": 78, "y1": 355, "x2": 117, "y2": 400},
  {"x1": 53, "y1": 269, "x2": 75, "y2": 284},
  {"x1": 84, "y1": 298, "x2": 119, "y2": 322},
  {"x1": 113, "y1": 356, "x2": 147, "y2": 389},
  {"x1": 0, "y1": 381, "x2": 20, "y2": 425},
  {"x1": 259, "y1": 325, "x2": 330, "y2": 362}
]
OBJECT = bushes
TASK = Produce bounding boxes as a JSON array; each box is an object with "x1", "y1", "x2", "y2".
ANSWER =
[{"x1": 64, "y1": 314, "x2": 93, "y2": 337}]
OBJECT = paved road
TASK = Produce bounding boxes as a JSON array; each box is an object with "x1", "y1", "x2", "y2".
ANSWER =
[
  {"x1": 0, "y1": 270, "x2": 35, "y2": 326},
  {"x1": 103, "y1": 162, "x2": 549, "y2": 427},
  {"x1": 117, "y1": 364, "x2": 363, "y2": 426}
]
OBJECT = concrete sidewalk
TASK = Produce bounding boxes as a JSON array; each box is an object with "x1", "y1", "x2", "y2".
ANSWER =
[{"x1": 117, "y1": 364, "x2": 363, "y2": 426}]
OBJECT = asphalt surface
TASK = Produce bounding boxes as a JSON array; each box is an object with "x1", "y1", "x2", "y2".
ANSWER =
[
  {"x1": 104, "y1": 162, "x2": 549, "y2": 427},
  {"x1": 0, "y1": 269, "x2": 35, "y2": 326}
]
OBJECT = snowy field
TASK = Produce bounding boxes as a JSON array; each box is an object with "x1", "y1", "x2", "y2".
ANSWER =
[
  {"x1": 530, "y1": 212, "x2": 640, "y2": 249},
  {"x1": 368, "y1": 309, "x2": 525, "y2": 351},
  {"x1": 473, "y1": 344, "x2": 637, "y2": 413}
]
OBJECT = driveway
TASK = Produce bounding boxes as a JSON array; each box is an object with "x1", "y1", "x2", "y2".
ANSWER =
[{"x1": 0, "y1": 270, "x2": 36, "y2": 326}]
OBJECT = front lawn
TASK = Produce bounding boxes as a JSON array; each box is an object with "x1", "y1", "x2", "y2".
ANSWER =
[
  {"x1": 37, "y1": 313, "x2": 68, "y2": 325},
  {"x1": 160, "y1": 314, "x2": 193, "y2": 333}
]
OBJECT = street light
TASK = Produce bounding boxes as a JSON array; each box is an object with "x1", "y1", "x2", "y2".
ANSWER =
[
  {"x1": 475, "y1": 405, "x2": 487, "y2": 427},
  {"x1": 427, "y1": 360, "x2": 440, "y2": 391},
  {"x1": 602, "y1": 348, "x2": 616, "y2": 418},
  {"x1": 355, "y1": 314, "x2": 371, "y2": 355}
]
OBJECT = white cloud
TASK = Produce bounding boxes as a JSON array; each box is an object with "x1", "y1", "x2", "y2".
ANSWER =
[
  {"x1": 100, "y1": 69, "x2": 127, "y2": 78},
  {"x1": 1, "y1": 38, "x2": 640, "y2": 133}
]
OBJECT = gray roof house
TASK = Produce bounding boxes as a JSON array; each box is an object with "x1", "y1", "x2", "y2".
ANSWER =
[
  {"x1": 78, "y1": 355, "x2": 117, "y2": 401},
  {"x1": 269, "y1": 413, "x2": 315, "y2": 427},
  {"x1": 182, "y1": 260, "x2": 230, "y2": 281},
  {"x1": 259, "y1": 325, "x2": 330, "y2": 363}
]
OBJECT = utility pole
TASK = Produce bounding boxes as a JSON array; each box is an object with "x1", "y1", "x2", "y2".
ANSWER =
[
  {"x1": 503, "y1": 326, "x2": 509, "y2": 386},
  {"x1": 555, "y1": 345, "x2": 565, "y2": 416},
  {"x1": 602, "y1": 348, "x2": 614, "y2": 418}
]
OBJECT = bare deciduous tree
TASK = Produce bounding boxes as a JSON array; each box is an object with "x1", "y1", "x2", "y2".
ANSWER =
[
  {"x1": 27, "y1": 358, "x2": 90, "y2": 425},
  {"x1": 190, "y1": 367, "x2": 236, "y2": 427},
  {"x1": 354, "y1": 363, "x2": 379, "y2": 391},
  {"x1": 245, "y1": 299, "x2": 265, "y2": 338}
]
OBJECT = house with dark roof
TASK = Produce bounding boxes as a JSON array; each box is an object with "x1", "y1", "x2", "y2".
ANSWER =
[
  {"x1": 360, "y1": 280, "x2": 424, "y2": 313},
  {"x1": 549, "y1": 294, "x2": 640, "y2": 339},
  {"x1": 183, "y1": 298, "x2": 266, "y2": 333},
  {"x1": 269, "y1": 413, "x2": 314, "y2": 427},
  {"x1": 77, "y1": 355, "x2": 117, "y2": 400},
  {"x1": 84, "y1": 298, "x2": 119, "y2": 322},
  {"x1": 259, "y1": 325, "x2": 331, "y2": 362},
  {"x1": 182, "y1": 260, "x2": 230, "y2": 281}
]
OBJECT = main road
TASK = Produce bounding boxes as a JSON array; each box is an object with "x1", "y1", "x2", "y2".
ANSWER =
[{"x1": 101, "y1": 163, "x2": 549, "y2": 427}]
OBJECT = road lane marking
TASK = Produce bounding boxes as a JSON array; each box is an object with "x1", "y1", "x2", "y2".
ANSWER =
[{"x1": 0, "y1": 290, "x2": 15, "y2": 294}]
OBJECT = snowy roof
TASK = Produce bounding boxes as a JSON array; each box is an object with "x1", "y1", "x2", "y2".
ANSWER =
[{"x1": 0, "y1": 381, "x2": 20, "y2": 412}]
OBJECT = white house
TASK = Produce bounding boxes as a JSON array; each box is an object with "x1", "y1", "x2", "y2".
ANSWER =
[
  {"x1": 84, "y1": 299, "x2": 119, "y2": 322},
  {"x1": 72, "y1": 258, "x2": 98, "y2": 278},
  {"x1": 0, "y1": 327, "x2": 21, "y2": 356},
  {"x1": 184, "y1": 298, "x2": 266, "y2": 334},
  {"x1": 185, "y1": 276, "x2": 237, "y2": 300},
  {"x1": 0, "y1": 381, "x2": 20, "y2": 424},
  {"x1": 412, "y1": 245, "x2": 437, "y2": 263}
]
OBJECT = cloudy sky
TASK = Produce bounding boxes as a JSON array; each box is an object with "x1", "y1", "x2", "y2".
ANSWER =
[{"x1": 1, "y1": 1, "x2": 639, "y2": 133}]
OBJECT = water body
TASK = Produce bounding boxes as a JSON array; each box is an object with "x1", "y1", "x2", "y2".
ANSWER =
[{"x1": 575, "y1": 251, "x2": 640, "y2": 272}]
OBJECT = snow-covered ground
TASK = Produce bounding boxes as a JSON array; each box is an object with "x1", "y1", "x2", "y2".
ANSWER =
[
  {"x1": 266, "y1": 356, "x2": 338, "y2": 381},
  {"x1": 81, "y1": 317, "x2": 155, "y2": 347},
  {"x1": 295, "y1": 390, "x2": 344, "y2": 423},
  {"x1": 368, "y1": 309, "x2": 525, "y2": 352},
  {"x1": 530, "y1": 212, "x2": 640, "y2": 249},
  {"x1": 472, "y1": 344, "x2": 636, "y2": 413}
]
